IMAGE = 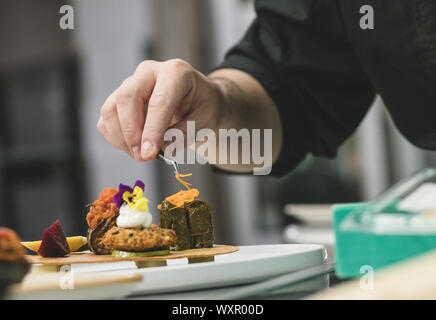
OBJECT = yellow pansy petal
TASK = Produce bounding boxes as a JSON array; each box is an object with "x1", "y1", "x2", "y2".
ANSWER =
[
  {"x1": 133, "y1": 186, "x2": 143, "y2": 198},
  {"x1": 122, "y1": 191, "x2": 132, "y2": 203},
  {"x1": 132, "y1": 197, "x2": 149, "y2": 211}
]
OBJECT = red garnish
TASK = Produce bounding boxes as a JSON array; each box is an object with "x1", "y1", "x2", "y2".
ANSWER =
[
  {"x1": 38, "y1": 220, "x2": 70, "y2": 257},
  {"x1": 86, "y1": 200, "x2": 119, "y2": 230},
  {"x1": 97, "y1": 188, "x2": 118, "y2": 204}
]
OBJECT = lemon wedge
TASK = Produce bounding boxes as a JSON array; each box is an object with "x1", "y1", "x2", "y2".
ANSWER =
[
  {"x1": 22, "y1": 236, "x2": 87, "y2": 253},
  {"x1": 21, "y1": 241, "x2": 41, "y2": 252},
  {"x1": 67, "y1": 236, "x2": 88, "y2": 252}
]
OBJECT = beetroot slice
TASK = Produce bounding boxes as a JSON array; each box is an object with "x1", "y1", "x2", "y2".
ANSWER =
[{"x1": 38, "y1": 220, "x2": 70, "y2": 257}]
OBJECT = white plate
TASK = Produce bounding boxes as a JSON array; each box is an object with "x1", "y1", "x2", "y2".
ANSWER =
[
  {"x1": 130, "y1": 274, "x2": 330, "y2": 300},
  {"x1": 73, "y1": 244, "x2": 328, "y2": 297}
]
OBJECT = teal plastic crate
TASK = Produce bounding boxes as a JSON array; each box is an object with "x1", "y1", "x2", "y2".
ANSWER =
[{"x1": 333, "y1": 202, "x2": 436, "y2": 278}]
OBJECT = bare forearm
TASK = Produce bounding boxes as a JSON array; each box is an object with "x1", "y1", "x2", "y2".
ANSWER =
[{"x1": 207, "y1": 68, "x2": 283, "y2": 173}]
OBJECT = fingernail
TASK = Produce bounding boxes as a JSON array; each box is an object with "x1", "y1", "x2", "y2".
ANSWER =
[
  {"x1": 141, "y1": 141, "x2": 156, "y2": 159},
  {"x1": 131, "y1": 146, "x2": 140, "y2": 160}
]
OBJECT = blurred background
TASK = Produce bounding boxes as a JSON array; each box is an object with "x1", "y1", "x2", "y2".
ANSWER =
[{"x1": 2, "y1": 0, "x2": 436, "y2": 258}]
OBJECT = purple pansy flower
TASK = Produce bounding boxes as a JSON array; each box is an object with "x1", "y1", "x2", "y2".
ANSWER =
[{"x1": 113, "y1": 180, "x2": 145, "y2": 209}]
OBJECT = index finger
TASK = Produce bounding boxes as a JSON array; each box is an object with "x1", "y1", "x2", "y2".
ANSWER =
[{"x1": 141, "y1": 62, "x2": 192, "y2": 160}]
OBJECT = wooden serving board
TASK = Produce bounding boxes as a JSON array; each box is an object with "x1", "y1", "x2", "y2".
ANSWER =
[
  {"x1": 25, "y1": 244, "x2": 239, "y2": 265},
  {"x1": 7, "y1": 272, "x2": 143, "y2": 299},
  {"x1": 11, "y1": 272, "x2": 142, "y2": 293}
]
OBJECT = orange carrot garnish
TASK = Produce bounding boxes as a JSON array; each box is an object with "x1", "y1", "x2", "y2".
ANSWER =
[
  {"x1": 165, "y1": 188, "x2": 199, "y2": 208},
  {"x1": 175, "y1": 171, "x2": 193, "y2": 190},
  {"x1": 160, "y1": 171, "x2": 200, "y2": 207}
]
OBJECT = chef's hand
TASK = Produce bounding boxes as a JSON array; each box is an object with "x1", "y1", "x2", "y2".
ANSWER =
[
  {"x1": 97, "y1": 58, "x2": 282, "y2": 170},
  {"x1": 97, "y1": 59, "x2": 223, "y2": 161}
]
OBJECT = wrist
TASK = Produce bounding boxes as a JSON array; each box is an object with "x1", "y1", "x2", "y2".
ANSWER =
[{"x1": 209, "y1": 77, "x2": 231, "y2": 131}]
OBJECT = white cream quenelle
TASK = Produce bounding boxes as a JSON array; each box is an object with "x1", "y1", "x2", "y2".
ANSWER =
[
  {"x1": 114, "y1": 181, "x2": 152, "y2": 229},
  {"x1": 117, "y1": 203, "x2": 152, "y2": 229}
]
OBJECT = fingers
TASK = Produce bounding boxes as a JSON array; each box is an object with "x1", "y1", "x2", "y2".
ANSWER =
[
  {"x1": 98, "y1": 93, "x2": 131, "y2": 155},
  {"x1": 115, "y1": 74, "x2": 154, "y2": 160},
  {"x1": 97, "y1": 59, "x2": 195, "y2": 162},
  {"x1": 141, "y1": 60, "x2": 193, "y2": 160}
]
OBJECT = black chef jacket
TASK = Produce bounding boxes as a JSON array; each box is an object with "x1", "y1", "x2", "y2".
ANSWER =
[{"x1": 216, "y1": 0, "x2": 436, "y2": 176}]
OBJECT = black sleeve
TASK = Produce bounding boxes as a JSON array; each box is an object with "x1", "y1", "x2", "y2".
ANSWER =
[{"x1": 214, "y1": 0, "x2": 376, "y2": 176}]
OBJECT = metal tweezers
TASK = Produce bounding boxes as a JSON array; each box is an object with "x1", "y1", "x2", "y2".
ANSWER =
[{"x1": 157, "y1": 150, "x2": 180, "y2": 175}]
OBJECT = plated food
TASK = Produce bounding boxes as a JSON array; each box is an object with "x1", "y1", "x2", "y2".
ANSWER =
[
  {"x1": 21, "y1": 172, "x2": 221, "y2": 268},
  {"x1": 102, "y1": 225, "x2": 175, "y2": 252},
  {"x1": 86, "y1": 188, "x2": 119, "y2": 254},
  {"x1": 87, "y1": 180, "x2": 177, "y2": 257},
  {"x1": 86, "y1": 172, "x2": 215, "y2": 258},
  {"x1": 22, "y1": 236, "x2": 87, "y2": 253},
  {"x1": 159, "y1": 173, "x2": 214, "y2": 250},
  {"x1": 21, "y1": 220, "x2": 87, "y2": 257},
  {"x1": 0, "y1": 228, "x2": 30, "y2": 298},
  {"x1": 38, "y1": 220, "x2": 70, "y2": 257}
]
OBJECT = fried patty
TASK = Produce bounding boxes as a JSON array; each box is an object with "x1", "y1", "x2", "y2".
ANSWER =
[{"x1": 101, "y1": 224, "x2": 177, "y2": 252}]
